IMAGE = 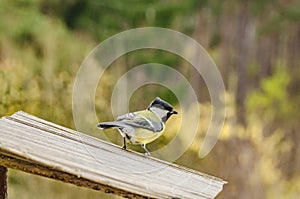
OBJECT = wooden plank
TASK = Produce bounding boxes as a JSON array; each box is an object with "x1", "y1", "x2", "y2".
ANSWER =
[
  {"x1": 0, "y1": 111, "x2": 226, "y2": 199},
  {"x1": 0, "y1": 166, "x2": 7, "y2": 199},
  {"x1": 0, "y1": 154, "x2": 143, "y2": 199}
]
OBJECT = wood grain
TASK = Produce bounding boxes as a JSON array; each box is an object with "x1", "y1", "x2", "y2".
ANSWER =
[{"x1": 0, "y1": 111, "x2": 226, "y2": 199}]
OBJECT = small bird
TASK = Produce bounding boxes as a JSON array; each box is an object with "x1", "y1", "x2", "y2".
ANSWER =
[{"x1": 97, "y1": 97, "x2": 178, "y2": 156}]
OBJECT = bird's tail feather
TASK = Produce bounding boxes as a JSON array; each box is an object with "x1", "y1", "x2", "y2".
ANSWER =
[{"x1": 97, "y1": 122, "x2": 121, "y2": 129}]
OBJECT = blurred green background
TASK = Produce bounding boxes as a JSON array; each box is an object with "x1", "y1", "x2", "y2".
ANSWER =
[{"x1": 0, "y1": 0, "x2": 300, "y2": 198}]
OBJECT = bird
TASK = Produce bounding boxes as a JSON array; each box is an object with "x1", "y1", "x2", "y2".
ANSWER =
[{"x1": 97, "y1": 97, "x2": 178, "y2": 156}]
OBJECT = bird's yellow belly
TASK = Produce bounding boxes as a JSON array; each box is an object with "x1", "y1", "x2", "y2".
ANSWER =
[{"x1": 128, "y1": 128, "x2": 163, "y2": 145}]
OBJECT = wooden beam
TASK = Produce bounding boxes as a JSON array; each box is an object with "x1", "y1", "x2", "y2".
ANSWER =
[
  {"x1": 0, "y1": 166, "x2": 7, "y2": 199},
  {"x1": 0, "y1": 111, "x2": 226, "y2": 199},
  {"x1": 0, "y1": 154, "x2": 145, "y2": 198}
]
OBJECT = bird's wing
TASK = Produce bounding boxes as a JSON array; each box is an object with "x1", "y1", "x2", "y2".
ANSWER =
[
  {"x1": 116, "y1": 111, "x2": 163, "y2": 132},
  {"x1": 116, "y1": 112, "x2": 136, "y2": 121}
]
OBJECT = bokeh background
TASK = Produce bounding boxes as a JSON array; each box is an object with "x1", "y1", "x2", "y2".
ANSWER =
[{"x1": 0, "y1": 0, "x2": 299, "y2": 198}]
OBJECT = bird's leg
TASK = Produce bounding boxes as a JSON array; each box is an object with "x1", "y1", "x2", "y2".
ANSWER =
[
  {"x1": 122, "y1": 137, "x2": 127, "y2": 150},
  {"x1": 141, "y1": 144, "x2": 150, "y2": 156}
]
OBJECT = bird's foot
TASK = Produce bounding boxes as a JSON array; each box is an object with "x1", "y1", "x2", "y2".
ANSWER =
[
  {"x1": 122, "y1": 137, "x2": 127, "y2": 150},
  {"x1": 141, "y1": 144, "x2": 150, "y2": 156}
]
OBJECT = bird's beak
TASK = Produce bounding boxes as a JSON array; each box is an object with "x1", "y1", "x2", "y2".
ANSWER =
[{"x1": 171, "y1": 110, "x2": 178, "y2": 114}]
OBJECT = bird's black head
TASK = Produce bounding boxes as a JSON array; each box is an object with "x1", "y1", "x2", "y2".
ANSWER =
[{"x1": 148, "y1": 97, "x2": 178, "y2": 122}]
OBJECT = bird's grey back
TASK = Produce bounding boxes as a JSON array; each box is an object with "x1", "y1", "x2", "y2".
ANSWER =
[{"x1": 116, "y1": 111, "x2": 163, "y2": 132}]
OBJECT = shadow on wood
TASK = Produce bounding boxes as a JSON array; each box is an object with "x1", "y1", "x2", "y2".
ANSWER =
[{"x1": 0, "y1": 111, "x2": 226, "y2": 199}]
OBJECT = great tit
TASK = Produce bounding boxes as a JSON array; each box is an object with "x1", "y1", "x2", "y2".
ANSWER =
[{"x1": 97, "y1": 97, "x2": 178, "y2": 156}]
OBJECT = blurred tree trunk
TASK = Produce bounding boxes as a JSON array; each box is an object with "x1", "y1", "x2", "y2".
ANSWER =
[
  {"x1": 191, "y1": 11, "x2": 211, "y2": 102},
  {"x1": 286, "y1": 24, "x2": 300, "y2": 80},
  {"x1": 257, "y1": 35, "x2": 274, "y2": 81},
  {"x1": 256, "y1": 14, "x2": 279, "y2": 83},
  {"x1": 235, "y1": 2, "x2": 249, "y2": 126},
  {"x1": 220, "y1": 3, "x2": 235, "y2": 90}
]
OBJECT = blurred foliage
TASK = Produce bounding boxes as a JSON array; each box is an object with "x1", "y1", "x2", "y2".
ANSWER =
[
  {"x1": 247, "y1": 68, "x2": 293, "y2": 125},
  {"x1": 0, "y1": 0, "x2": 300, "y2": 199},
  {"x1": 39, "y1": 0, "x2": 201, "y2": 39},
  {"x1": 0, "y1": 0, "x2": 95, "y2": 128}
]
